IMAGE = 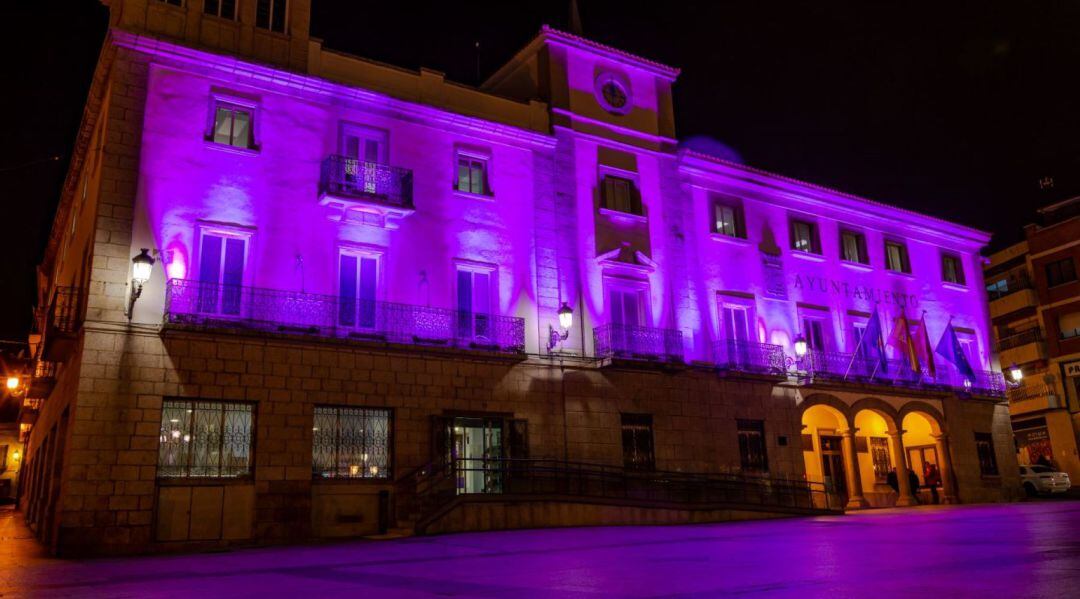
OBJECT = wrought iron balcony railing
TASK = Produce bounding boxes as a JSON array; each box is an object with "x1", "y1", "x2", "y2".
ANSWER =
[
  {"x1": 986, "y1": 276, "x2": 1033, "y2": 301},
  {"x1": 319, "y1": 155, "x2": 414, "y2": 210},
  {"x1": 164, "y1": 279, "x2": 525, "y2": 353},
  {"x1": 593, "y1": 323, "x2": 684, "y2": 363},
  {"x1": 797, "y1": 349, "x2": 1006, "y2": 398},
  {"x1": 1007, "y1": 384, "x2": 1056, "y2": 404},
  {"x1": 713, "y1": 339, "x2": 786, "y2": 374}
]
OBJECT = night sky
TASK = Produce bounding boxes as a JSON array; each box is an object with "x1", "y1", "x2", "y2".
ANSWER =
[{"x1": 3, "y1": 1, "x2": 1079, "y2": 340}]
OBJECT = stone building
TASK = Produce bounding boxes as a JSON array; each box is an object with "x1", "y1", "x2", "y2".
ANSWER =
[
  {"x1": 985, "y1": 197, "x2": 1080, "y2": 485},
  {"x1": 21, "y1": 0, "x2": 1018, "y2": 557}
]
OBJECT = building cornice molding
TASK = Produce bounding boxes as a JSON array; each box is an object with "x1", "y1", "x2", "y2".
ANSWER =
[
  {"x1": 112, "y1": 29, "x2": 556, "y2": 151},
  {"x1": 678, "y1": 149, "x2": 992, "y2": 251}
]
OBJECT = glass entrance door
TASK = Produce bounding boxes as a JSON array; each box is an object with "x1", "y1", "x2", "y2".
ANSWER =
[{"x1": 449, "y1": 417, "x2": 504, "y2": 494}]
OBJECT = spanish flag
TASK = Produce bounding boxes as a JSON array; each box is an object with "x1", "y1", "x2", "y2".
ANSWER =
[{"x1": 888, "y1": 313, "x2": 921, "y2": 374}]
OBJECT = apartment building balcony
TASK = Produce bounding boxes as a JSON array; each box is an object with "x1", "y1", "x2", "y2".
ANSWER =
[
  {"x1": 800, "y1": 349, "x2": 1007, "y2": 398},
  {"x1": 27, "y1": 359, "x2": 58, "y2": 399},
  {"x1": 163, "y1": 279, "x2": 526, "y2": 354},
  {"x1": 1007, "y1": 384, "x2": 1059, "y2": 415},
  {"x1": 593, "y1": 323, "x2": 685, "y2": 364},
  {"x1": 18, "y1": 397, "x2": 42, "y2": 427},
  {"x1": 318, "y1": 155, "x2": 414, "y2": 228},
  {"x1": 41, "y1": 286, "x2": 81, "y2": 362},
  {"x1": 997, "y1": 329, "x2": 1047, "y2": 367},
  {"x1": 988, "y1": 279, "x2": 1037, "y2": 320},
  {"x1": 713, "y1": 339, "x2": 786, "y2": 375}
]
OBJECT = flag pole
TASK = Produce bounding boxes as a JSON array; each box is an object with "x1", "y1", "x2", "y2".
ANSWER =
[{"x1": 845, "y1": 301, "x2": 876, "y2": 381}]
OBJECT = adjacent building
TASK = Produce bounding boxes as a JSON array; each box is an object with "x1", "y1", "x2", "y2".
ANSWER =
[
  {"x1": 20, "y1": 0, "x2": 1017, "y2": 556},
  {"x1": 986, "y1": 197, "x2": 1080, "y2": 485}
]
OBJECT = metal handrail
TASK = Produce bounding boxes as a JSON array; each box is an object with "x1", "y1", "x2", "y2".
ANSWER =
[
  {"x1": 164, "y1": 279, "x2": 526, "y2": 353},
  {"x1": 47, "y1": 286, "x2": 80, "y2": 335},
  {"x1": 987, "y1": 276, "x2": 1033, "y2": 301},
  {"x1": 405, "y1": 457, "x2": 837, "y2": 530}
]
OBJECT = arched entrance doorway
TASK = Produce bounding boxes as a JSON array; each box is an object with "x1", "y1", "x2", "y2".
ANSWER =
[
  {"x1": 850, "y1": 403, "x2": 913, "y2": 507},
  {"x1": 901, "y1": 409, "x2": 955, "y2": 504},
  {"x1": 801, "y1": 401, "x2": 864, "y2": 509}
]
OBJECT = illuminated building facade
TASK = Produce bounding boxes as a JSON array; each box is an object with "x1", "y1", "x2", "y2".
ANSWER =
[
  {"x1": 986, "y1": 198, "x2": 1080, "y2": 486},
  {"x1": 21, "y1": 0, "x2": 1018, "y2": 556}
]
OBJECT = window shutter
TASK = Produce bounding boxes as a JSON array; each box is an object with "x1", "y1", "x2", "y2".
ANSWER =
[
  {"x1": 601, "y1": 176, "x2": 614, "y2": 210},
  {"x1": 630, "y1": 183, "x2": 642, "y2": 215}
]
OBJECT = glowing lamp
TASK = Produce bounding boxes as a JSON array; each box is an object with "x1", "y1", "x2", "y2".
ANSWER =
[
  {"x1": 11, "y1": 450, "x2": 19, "y2": 462},
  {"x1": 5, "y1": 376, "x2": 19, "y2": 391},
  {"x1": 126, "y1": 248, "x2": 156, "y2": 319},
  {"x1": 132, "y1": 248, "x2": 155, "y2": 285},
  {"x1": 558, "y1": 302, "x2": 574, "y2": 330},
  {"x1": 793, "y1": 335, "x2": 808, "y2": 358},
  {"x1": 547, "y1": 302, "x2": 575, "y2": 352},
  {"x1": 963, "y1": 378, "x2": 973, "y2": 390},
  {"x1": 1008, "y1": 363, "x2": 1023, "y2": 383}
]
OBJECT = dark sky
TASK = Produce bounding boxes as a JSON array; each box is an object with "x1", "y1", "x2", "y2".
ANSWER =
[{"x1": 3, "y1": 1, "x2": 1080, "y2": 340}]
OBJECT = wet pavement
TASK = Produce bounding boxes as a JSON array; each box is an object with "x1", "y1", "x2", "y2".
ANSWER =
[{"x1": 1, "y1": 501, "x2": 1079, "y2": 598}]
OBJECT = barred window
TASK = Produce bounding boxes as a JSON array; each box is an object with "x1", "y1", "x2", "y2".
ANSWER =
[
  {"x1": 312, "y1": 406, "x2": 392, "y2": 479},
  {"x1": 737, "y1": 419, "x2": 768, "y2": 473},
  {"x1": 870, "y1": 437, "x2": 891, "y2": 483},
  {"x1": 158, "y1": 400, "x2": 253, "y2": 478},
  {"x1": 975, "y1": 432, "x2": 999, "y2": 476}
]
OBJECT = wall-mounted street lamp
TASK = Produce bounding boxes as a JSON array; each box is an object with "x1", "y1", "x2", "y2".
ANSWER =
[
  {"x1": 547, "y1": 302, "x2": 574, "y2": 352},
  {"x1": 126, "y1": 248, "x2": 156, "y2": 320},
  {"x1": 1008, "y1": 363, "x2": 1023, "y2": 385},
  {"x1": 6, "y1": 376, "x2": 19, "y2": 392},
  {"x1": 793, "y1": 334, "x2": 808, "y2": 359}
]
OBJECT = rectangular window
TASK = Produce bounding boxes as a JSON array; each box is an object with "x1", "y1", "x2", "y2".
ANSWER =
[
  {"x1": 203, "y1": 0, "x2": 236, "y2": 19},
  {"x1": 803, "y1": 317, "x2": 827, "y2": 351},
  {"x1": 1045, "y1": 257, "x2": 1077, "y2": 287},
  {"x1": 198, "y1": 231, "x2": 247, "y2": 315},
  {"x1": 156, "y1": 0, "x2": 183, "y2": 6},
  {"x1": 721, "y1": 305, "x2": 751, "y2": 342},
  {"x1": 456, "y1": 267, "x2": 493, "y2": 340},
  {"x1": 840, "y1": 230, "x2": 868, "y2": 264},
  {"x1": 456, "y1": 155, "x2": 490, "y2": 195},
  {"x1": 158, "y1": 400, "x2": 253, "y2": 478},
  {"x1": 256, "y1": 0, "x2": 287, "y2": 33},
  {"x1": 870, "y1": 437, "x2": 891, "y2": 483},
  {"x1": 790, "y1": 219, "x2": 820, "y2": 254},
  {"x1": 737, "y1": 419, "x2": 768, "y2": 473},
  {"x1": 338, "y1": 253, "x2": 379, "y2": 329},
  {"x1": 600, "y1": 175, "x2": 643, "y2": 216},
  {"x1": 885, "y1": 240, "x2": 911, "y2": 273},
  {"x1": 312, "y1": 406, "x2": 392, "y2": 479},
  {"x1": 974, "y1": 432, "x2": 999, "y2": 476},
  {"x1": 986, "y1": 278, "x2": 1008, "y2": 299},
  {"x1": 0, "y1": 445, "x2": 7, "y2": 474},
  {"x1": 942, "y1": 254, "x2": 965, "y2": 285},
  {"x1": 621, "y1": 413, "x2": 655, "y2": 471},
  {"x1": 712, "y1": 200, "x2": 744, "y2": 238},
  {"x1": 610, "y1": 287, "x2": 644, "y2": 327},
  {"x1": 211, "y1": 102, "x2": 254, "y2": 149},
  {"x1": 1059, "y1": 311, "x2": 1080, "y2": 340}
]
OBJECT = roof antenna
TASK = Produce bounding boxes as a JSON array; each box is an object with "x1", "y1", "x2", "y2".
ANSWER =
[
  {"x1": 569, "y1": 0, "x2": 584, "y2": 35},
  {"x1": 474, "y1": 41, "x2": 481, "y2": 83}
]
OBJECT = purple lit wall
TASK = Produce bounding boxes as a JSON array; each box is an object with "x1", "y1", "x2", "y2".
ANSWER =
[{"x1": 123, "y1": 32, "x2": 994, "y2": 373}]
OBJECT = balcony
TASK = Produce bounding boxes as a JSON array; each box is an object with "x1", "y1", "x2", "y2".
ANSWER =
[
  {"x1": 163, "y1": 279, "x2": 525, "y2": 354},
  {"x1": 593, "y1": 323, "x2": 684, "y2": 363},
  {"x1": 41, "y1": 286, "x2": 81, "y2": 362},
  {"x1": 988, "y1": 278, "x2": 1037, "y2": 320},
  {"x1": 997, "y1": 329, "x2": 1047, "y2": 366},
  {"x1": 27, "y1": 359, "x2": 58, "y2": 399},
  {"x1": 1007, "y1": 384, "x2": 1059, "y2": 415},
  {"x1": 799, "y1": 350, "x2": 1007, "y2": 398},
  {"x1": 713, "y1": 339, "x2": 786, "y2": 375},
  {"x1": 318, "y1": 155, "x2": 414, "y2": 229}
]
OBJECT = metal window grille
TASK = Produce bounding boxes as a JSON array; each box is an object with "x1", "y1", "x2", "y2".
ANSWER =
[
  {"x1": 312, "y1": 406, "x2": 392, "y2": 479},
  {"x1": 157, "y1": 400, "x2": 253, "y2": 478}
]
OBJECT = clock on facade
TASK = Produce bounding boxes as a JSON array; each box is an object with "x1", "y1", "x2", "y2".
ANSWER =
[{"x1": 595, "y1": 73, "x2": 631, "y2": 114}]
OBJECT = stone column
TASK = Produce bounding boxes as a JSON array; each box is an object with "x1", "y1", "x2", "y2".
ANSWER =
[
  {"x1": 841, "y1": 430, "x2": 868, "y2": 509},
  {"x1": 933, "y1": 433, "x2": 959, "y2": 504},
  {"x1": 888, "y1": 430, "x2": 915, "y2": 507}
]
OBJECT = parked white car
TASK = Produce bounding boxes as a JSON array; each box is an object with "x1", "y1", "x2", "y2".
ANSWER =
[{"x1": 1019, "y1": 465, "x2": 1071, "y2": 496}]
